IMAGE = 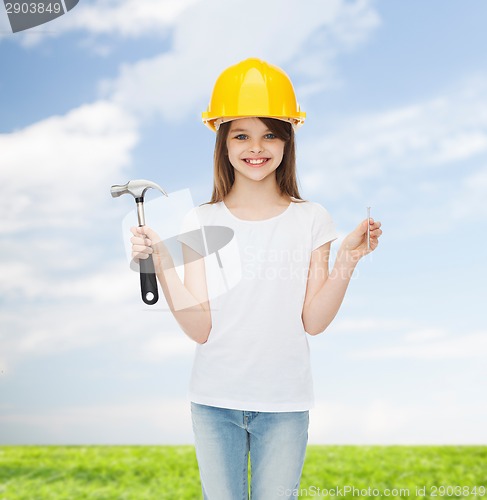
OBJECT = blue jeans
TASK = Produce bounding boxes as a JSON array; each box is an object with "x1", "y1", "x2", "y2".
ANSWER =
[{"x1": 191, "y1": 402, "x2": 309, "y2": 499}]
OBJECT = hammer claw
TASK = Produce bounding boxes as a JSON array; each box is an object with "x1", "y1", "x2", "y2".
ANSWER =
[{"x1": 110, "y1": 179, "x2": 168, "y2": 199}]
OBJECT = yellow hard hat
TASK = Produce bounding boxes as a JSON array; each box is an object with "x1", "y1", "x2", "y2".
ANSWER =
[{"x1": 202, "y1": 58, "x2": 306, "y2": 132}]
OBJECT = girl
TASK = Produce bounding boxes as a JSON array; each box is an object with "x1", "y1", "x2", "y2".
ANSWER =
[{"x1": 130, "y1": 58, "x2": 382, "y2": 499}]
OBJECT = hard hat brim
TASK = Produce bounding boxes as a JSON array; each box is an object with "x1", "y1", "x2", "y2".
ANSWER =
[{"x1": 202, "y1": 114, "x2": 306, "y2": 132}]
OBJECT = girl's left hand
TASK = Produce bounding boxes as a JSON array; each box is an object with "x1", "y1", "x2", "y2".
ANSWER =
[{"x1": 339, "y1": 218, "x2": 382, "y2": 264}]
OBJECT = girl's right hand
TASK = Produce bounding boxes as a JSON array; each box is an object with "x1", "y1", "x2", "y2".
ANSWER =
[
  {"x1": 130, "y1": 225, "x2": 156, "y2": 262},
  {"x1": 130, "y1": 226, "x2": 173, "y2": 272}
]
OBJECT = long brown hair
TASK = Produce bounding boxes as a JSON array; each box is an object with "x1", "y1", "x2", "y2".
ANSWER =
[{"x1": 202, "y1": 117, "x2": 307, "y2": 205}]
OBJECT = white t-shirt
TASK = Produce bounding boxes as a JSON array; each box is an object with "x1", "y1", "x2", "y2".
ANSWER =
[{"x1": 177, "y1": 198, "x2": 338, "y2": 412}]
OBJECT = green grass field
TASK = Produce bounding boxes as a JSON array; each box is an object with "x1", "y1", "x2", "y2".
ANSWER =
[{"x1": 0, "y1": 446, "x2": 485, "y2": 499}]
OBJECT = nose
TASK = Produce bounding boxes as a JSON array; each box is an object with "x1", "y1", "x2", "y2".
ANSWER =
[{"x1": 249, "y1": 138, "x2": 263, "y2": 154}]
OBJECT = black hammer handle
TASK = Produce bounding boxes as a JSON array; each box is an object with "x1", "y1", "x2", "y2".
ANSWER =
[
  {"x1": 135, "y1": 196, "x2": 159, "y2": 306},
  {"x1": 139, "y1": 254, "x2": 159, "y2": 305}
]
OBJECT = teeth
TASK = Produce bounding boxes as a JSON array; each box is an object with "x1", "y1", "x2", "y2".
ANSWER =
[{"x1": 246, "y1": 159, "x2": 267, "y2": 165}]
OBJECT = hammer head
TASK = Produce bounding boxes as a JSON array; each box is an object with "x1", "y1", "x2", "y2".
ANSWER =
[{"x1": 110, "y1": 179, "x2": 168, "y2": 199}]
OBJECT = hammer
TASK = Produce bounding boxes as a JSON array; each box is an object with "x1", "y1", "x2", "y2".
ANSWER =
[{"x1": 111, "y1": 179, "x2": 169, "y2": 305}]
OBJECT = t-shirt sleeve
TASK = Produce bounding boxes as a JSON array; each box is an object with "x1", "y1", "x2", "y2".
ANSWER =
[{"x1": 311, "y1": 203, "x2": 338, "y2": 251}]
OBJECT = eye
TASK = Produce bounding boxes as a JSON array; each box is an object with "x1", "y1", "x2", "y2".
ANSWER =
[
  {"x1": 234, "y1": 134, "x2": 248, "y2": 140},
  {"x1": 264, "y1": 133, "x2": 276, "y2": 139}
]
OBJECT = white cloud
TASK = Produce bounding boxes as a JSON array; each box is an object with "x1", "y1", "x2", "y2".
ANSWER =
[
  {"x1": 100, "y1": 0, "x2": 380, "y2": 122},
  {"x1": 0, "y1": 96, "x2": 196, "y2": 385},
  {"x1": 0, "y1": 398, "x2": 194, "y2": 444},
  {"x1": 314, "y1": 319, "x2": 486, "y2": 361},
  {"x1": 450, "y1": 164, "x2": 487, "y2": 221},
  {"x1": 309, "y1": 400, "x2": 422, "y2": 444},
  {"x1": 298, "y1": 75, "x2": 487, "y2": 238},
  {"x1": 349, "y1": 330, "x2": 487, "y2": 360},
  {"x1": 300, "y1": 76, "x2": 487, "y2": 202},
  {"x1": 65, "y1": 0, "x2": 200, "y2": 37},
  {"x1": 403, "y1": 328, "x2": 446, "y2": 342},
  {"x1": 0, "y1": 99, "x2": 141, "y2": 339},
  {"x1": 0, "y1": 260, "x2": 134, "y2": 303},
  {"x1": 0, "y1": 100, "x2": 138, "y2": 233},
  {"x1": 331, "y1": 317, "x2": 413, "y2": 334},
  {"x1": 3, "y1": 394, "x2": 486, "y2": 445},
  {"x1": 309, "y1": 397, "x2": 487, "y2": 444},
  {"x1": 4, "y1": 0, "x2": 201, "y2": 47},
  {"x1": 327, "y1": 0, "x2": 382, "y2": 50},
  {"x1": 3, "y1": 0, "x2": 380, "y2": 61},
  {"x1": 0, "y1": 295, "x2": 195, "y2": 377},
  {"x1": 139, "y1": 332, "x2": 196, "y2": 361}
]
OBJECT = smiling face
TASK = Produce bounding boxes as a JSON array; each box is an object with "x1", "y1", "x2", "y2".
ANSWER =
[{"x1": 225, "y1": 117, "x2": 285, "y2": 183}]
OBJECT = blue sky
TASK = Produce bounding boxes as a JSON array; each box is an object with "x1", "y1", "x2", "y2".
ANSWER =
[{"x1": 1, "y1": 0, "x2": 486, "y2": 445}]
